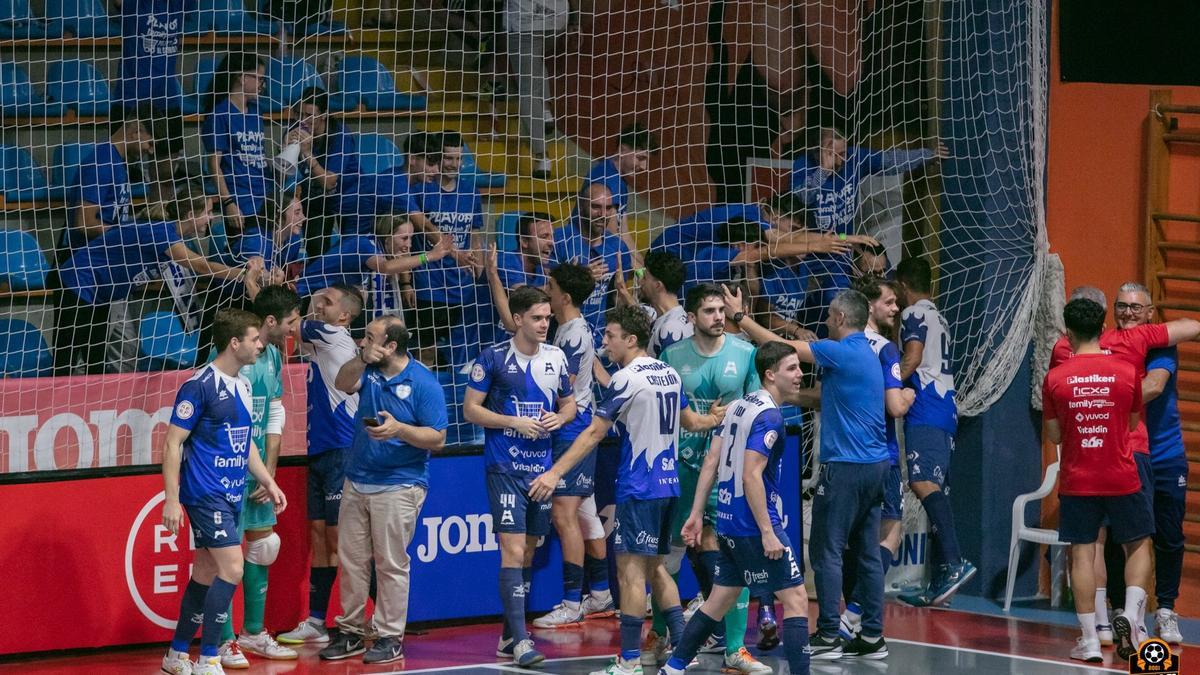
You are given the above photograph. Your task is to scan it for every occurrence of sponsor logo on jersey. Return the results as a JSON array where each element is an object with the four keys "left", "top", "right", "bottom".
[
  {"left": 1081, "top": 437, "right": 1104, "bottom": 449},
  {"left": 1067, "top": 374, "right": 1116, "bottom": 384},
  {"left": 1073, "top": 386, "right": 1110, "bottom": 397}
]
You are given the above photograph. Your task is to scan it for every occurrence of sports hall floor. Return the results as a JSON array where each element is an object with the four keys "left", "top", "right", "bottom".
[{"left": 1, "top": 600, "right": 1180, "bottom": 674}]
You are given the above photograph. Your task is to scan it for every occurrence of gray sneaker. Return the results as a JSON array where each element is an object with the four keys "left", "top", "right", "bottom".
[{"left": 363, "top": 636, "right": 404, "bottom": 664}]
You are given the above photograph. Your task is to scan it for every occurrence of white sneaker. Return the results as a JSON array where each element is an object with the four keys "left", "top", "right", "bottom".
[
  {"left": 683, "top": 594, "right": 704, "bottom": 622},
  {"left": 838, "top": 609, "right": 863, "bottom": 641},
  {"left": 1096, "top": 623, "right": 1113, "bottom": 646},
  {"left": 237, "top": 631, "right": 298, "bottom": 660},
  {"left": 192, "top": 656, "right": 226, "bottom": 675},
  {"left": 218, "top": 641, "right": 249, "bottom": 669},
  {"left": 591, "top": 656, "right": 643, "bottom": 675},
  {"left": 723, "top": 647, "right": 773, "bottom": 674},
  {"left": 1069, "top": 637, "right": 1102, "bottom": 663},
  {"left": 1156, "top": 608, "right": 1183, "bottom": 644},
  {"left": 583, "top": 591, "right": 617, "bottom": 618},
  {"left": 534, "top": 601, "right": 584, "bottom": 628},
  {"left": 640, "top": 631, "right": 669, "bottom": 667},
  {"left": 658, "top": 664, "right": 685, "bottom": 675},
  {"left": 276, "top": 618, "right": 330, "bottom": 645},
  {"left": 161, "top": 649, "right": 193, "bottom": 675}
]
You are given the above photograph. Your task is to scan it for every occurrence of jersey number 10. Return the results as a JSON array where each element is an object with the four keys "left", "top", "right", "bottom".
[{"left": 656, "top": 391, "right": 679, "bottom": 434}]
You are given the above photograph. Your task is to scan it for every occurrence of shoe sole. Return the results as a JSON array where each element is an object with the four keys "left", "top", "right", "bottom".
[
  {"left": 320, "top": 648, "right": 367, "bottom": 661},
  {"left": 239, "top": 650, "right": 299, "bottom": 661},
  {"left": 1070, "top": 654, "right": 1103, "bottom": 663},
  {"left": 533, "top": 619, "right": 585, "bottom": 629},
  {"left": 932, "top": 566, "right": 978, "bottom": 606},
  {"left": 586, "top": 610, "right": 617, "bottom": 619},
  {"left": 220, "top": 660, "right": 250, "bottom": 669},
  {"left": 364, "top": 654, "right": 405, "bottom": 665},
  {"left": 515, "top": 656, "right": 546, "bottom": 667},
  {"left": 897, "top": 595, "right": 930, "bottom": 608},
  {"left": 1111, "top": 616, "right": 1136, "bottom": 661},
  {"left": 844, "top": 650, "right": 889, "bottom": 660},
  {"left": 809, "top": 650, "right": 843, "bottom": 661},
  {"left": 277, "top": 636, "right": 330, "bottom": 645}
]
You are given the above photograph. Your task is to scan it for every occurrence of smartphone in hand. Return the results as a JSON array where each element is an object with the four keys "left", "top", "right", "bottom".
[{"left": 363, "top": 417, "right": 380, "bottom": 427}]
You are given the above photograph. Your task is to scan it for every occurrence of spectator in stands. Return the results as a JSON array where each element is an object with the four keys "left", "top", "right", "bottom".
[
  {"left": 683, "top": 217, "right": 762, "bottom": 290},
  {"left": 115, "top": 0, "right": 185, "bottom": 111},
  {"left": 291, "top": 87, "right": 360, "bottom": 260},
  {"left": 204, "top": 53, "right": 271, "bottom": 250},
  {"left": 54, "top": 182, "right": 263, "bottom": 375},
  {"left": 552, "top": 183, "right": 633, "bottom": 344},
  {"left": 854, "top": 243, "right": 892, "bottom": 279},
  {"left": 505, "top": 0, "right": 568, "bottom": 179},
  {"left": 140, "top": 115, "right": 187, "bottom": 222},
  {"left": 340, "top": 131, "right": 439, "bottom": 240},
  {"left": 496, "top": 212, "right": 555, "bottom": 290},
  {"left": 581, "top": 122, "right": 659, "bottom": 218},
  {"left": 64, "top": 107, "right": 156, "bottom": 259}
]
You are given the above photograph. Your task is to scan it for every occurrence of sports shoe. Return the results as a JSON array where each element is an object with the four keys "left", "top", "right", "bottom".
[
  {"left": 583, "top": 591, "right": 617, "bottom": 618},
  {"left": 838, "top": 603, "right": 862, "bottom": 641},
  {"left": 318, "top": 632, "right": 366, "bottom": 660},
  {"left": 1111, "top": 615, "right": 1138, "bottom": 661},
  {"left": 640, "top": 630, "right": 669, "bottom": 667},
  {"left": 757, "top": 603, "right": 780, "bottom": 651},
  {"left": 237, "top": 631, "right": 298, "bottom": 660},
  {"left": 897, "top": 588, "right": 934, "bottom": 607},
  {"left": 699, "top": 633, "right": 727, "bottom": 654},
  {"left": 930, "top": 559, "right": 977, "bottom": 606},
  {"left": 1096, "top": 623, "right": 1114, "bottom": 647},
  {"left": 591, "top": 656, "right": 642, "bottom": 675},
  {"left": 161, "top": 649, "right": 193, "bottom": 675},
  {"left": 514, "top": 639, "right": 546, "bottom": 667},
  {"left": 534, "top": 601, "right": 584, "bottom": 628},
  {"left": 1156, "top": 608, "right": 1182, "bottom": 644},
  {"left": 192, "top": 656, "right": 225, "bottom": 675},
  {"left": 218, "top": 640, "right": 249, "bottom": 669},
  {"left": 497, "top": 636, "right": 516, "bottom": 658},
  {"left": 363, "top": 636, "right": 405, "bottom": 664},
  {"left": 1069, "top": 636, "right": 1102, "bottom": 663},
  {"left": 658, "top": 664, "right": 685, "bottom": 675},
  {"left": 842, "top": 635, "right": 888, "bottom": 660},
  {"left": 277, "top": 618, "right": 330, "bottom": 645},
  {"left": 722, "top": 646, "right": 773, "bottom": 674},
  {"left": 684, "top": 594, "right": 705, "bottom": 622},
  {"left": 808, "top": 634, "right": 844, "bottom": 661}
]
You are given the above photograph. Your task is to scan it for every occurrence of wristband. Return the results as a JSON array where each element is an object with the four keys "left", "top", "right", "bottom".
[
  {"left": 222, "top": 198, "right": 236, "bottom": 208},
  {"left": 419, "top": 253, "right": 428, "bottom": 265},
  {"left": 839, "top": 233, "right": 847, "bottom": 241}
]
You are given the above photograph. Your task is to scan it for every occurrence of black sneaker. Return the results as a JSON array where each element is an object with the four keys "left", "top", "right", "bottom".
[
  {"left": 319, "top": 632, "right": 365, "bottom": 660},
  {"left": 808, "top": 633, "right": 844, "bottom": 661},
  {"left": 843, "top": 635, "right": 888, "bottom": 660},
  {"left": 363, "top": 636, "right": 404, "bottom": 664}
]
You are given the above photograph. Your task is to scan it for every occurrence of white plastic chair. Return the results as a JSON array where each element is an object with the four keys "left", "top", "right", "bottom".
[{"left": 1003, "top": 454, "right": 1068, "bottom": 612}]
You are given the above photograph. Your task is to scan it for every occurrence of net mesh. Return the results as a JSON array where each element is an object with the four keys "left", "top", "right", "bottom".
[{"left": 0, "top": 0, "right": 1046, "bottom": 473}]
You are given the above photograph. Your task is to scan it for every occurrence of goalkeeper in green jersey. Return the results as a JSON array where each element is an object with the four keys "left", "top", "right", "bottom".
[{"left": 654, "top": 284, "right": 771, "bottom": 675}]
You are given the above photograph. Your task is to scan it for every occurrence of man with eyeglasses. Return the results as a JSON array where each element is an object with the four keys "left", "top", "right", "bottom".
[{"left": 1050, "top": 284, "right": 1200, "bottom": 658}]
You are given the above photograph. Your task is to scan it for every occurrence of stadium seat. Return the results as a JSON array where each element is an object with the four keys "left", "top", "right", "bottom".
[
  {"left": 0, "top": 62, "right": 64, "bottom": 117},
  {"left": 1003, "top": 450, "right": 1066, "bottom": 612},
  {"left": 354, "top": 133, "right": 403, "bottom": 175},
  {"left": 138, "top": 311, "right": 199, "bottom": 371},
  {"left": 0, "top": 0, "right": 57, "bottom": 38},
  {"left": 0, "top": 228, "right": 48, "bottom": 290},
  {"left": 262, "top": 56, "right": 324, "bottom": 114},
  {"left": 194, "top": 0, "right": 276, "bottom": 36},
  {"left": 494, "top": 211, "right": 525, "bottom": 252},
  {"left": 0, "top": 145, "right": 48, "bottom": 202},
  {"left": 45, "top": 59, "right": 110, "bottom": 116},
  {"left": 46, "top": 0, "right": 117, "bottom": 38},
  {"left": 330, "top": 56, "right": 427, "bottom": 112},
  {"left": 0, "top": 317, "right": 51, "bottom": 378},
  {"left": 461, "top": 142, "right": 506, "bottom": 190}
]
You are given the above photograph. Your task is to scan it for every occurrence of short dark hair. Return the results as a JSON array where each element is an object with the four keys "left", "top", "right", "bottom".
[
  {"left": 252, "top": 285, "right": 301, "bottom": 324},
  {"left": 207, "top": 52, "right": 264, "bottom": 112},
  {"left": 329, "top": 283, "right": 364, "bottom": 319},
  {"left": 109, "top": 104, "right": 154, "bottom": 137},
  {"left": 1063, "top": 298, "right": 1106, "bottom": 342},
  {"left": 755, "top": 340, "right": 797, "bottom": 381},
  {"left": 297, "top": 86, "right": 329, "bottom": 114},
  {"left": 644, "top": 250, "right": 685, "bottom": 294},
  {"left": 685, "top": 283, "right": 725, "bottom": 315},
  {"left": 605, "top": 304, "right": 651, "bottom": 349},
  {"left": 618, "top": 122, "right": 659, "bottom": 152},
  {"left": 510, "top": 285, "right": 551, "bottom": 316},
  {"left": 167, "top": 181, "right": 212, "bottom": 221},
  {"left": 829, "top": 289, "right": 869, "bottom": 330},
  {"left": 717, "top": 217, "right": 764, "bottom": 246},
  {"left": 518, "top": 212, "right": 554, "bottom": 238},
  {"left": 549, "top": 262, "right": 595, "bottom": 309},
  {"left": 896, "top": 257, "right": 933, "bottom": 294},
  {"left": 439, "top": 130, "right": 463, "bottom": 149},
  {"left": 405, "top": 131, "right": 442, "bottom": 164},
  {"left": 765, "top": 193, "right": 808, "bottom": 222},
  {"left": 380, "top": 316, "right": 411, "bottom": 352},
  {"left": 212, "top": 308, "right": 261, "bottom": 352},
  {"left": 851, "top": 274, "right": 894, "bottom": 303}
]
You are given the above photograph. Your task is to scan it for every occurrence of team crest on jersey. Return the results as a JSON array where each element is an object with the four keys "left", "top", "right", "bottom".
[
  {"left": 395, "top": 384, "right": 412, "bottom": 399},
  {"left": 764, "top": 430, "right": 779, "bottom": 449},
  {"left": 175, "top": 401, "right": 194, "bottom": 420},
  {"left": 471, "top": 363, "right": 486, "bottom": 382},
  {"left": 891, "top": 363, "right": 901, "bottom": 380}
]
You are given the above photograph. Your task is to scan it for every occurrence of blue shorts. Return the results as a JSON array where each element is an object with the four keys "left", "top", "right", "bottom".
[
  {"left": 553, "top": 420, "right": 596, "bottom": 497},
  {"left": 905, "top": 425, "right": 953, "bottom": 487},
  {"left": 185, "top": 498, "right": 243, "bottom": 549},
  {"left": 714, "top": 528, "right": 805, "bottom": 596},
  {"left": 487, "top": 472, "right": 553, "bottom": 536},
  {"left": 306, "top": 449, "right": 345, "bottom": 524},
  {"left": 1134, "top": 451, "right": 1154, "bottom": 508},
  {"left": 881, "top": 464, "right": 903, "bottom": 521},
  {"left": 1059, "top": 492, "right": 1154, "bottom": 545},
  {"left": 613, "top": 497, "right": 675, "bottom": 556}
]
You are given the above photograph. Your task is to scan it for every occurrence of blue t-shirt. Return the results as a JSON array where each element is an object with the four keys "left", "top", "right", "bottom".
[
  {"left": 59, "top": 220, "right": 181, "bottom": 304},
  {"left": 170, "top": 364, "right": 254, "bottom": 507},
  {"left": 496, "top": 251, "right": 547, "bottom": 290},
  {"left": 413, "top": 179, "right": 483, "bottom": 305},
  {"left": 1145, "top": 347, "right": 1185, "bottom": 466},
  {"left": 116, "top": 0, "right": 184, "bottom": 110},
  {"left": 346, "top": 358, "right": 449, "bottom": 487},
  {"left": 65, "top": 142, "right": 135, "bottom": 254},
  {"left": 203, "top": 98, "right": 269, "bottom": 217},
  {"left": 651, "top": 204, "right": 765, "bottom": 257},
  {"left": 295, "top": 235, "right": 380, "bottom": 296},
  {"left": 468, "top": 340, "right": 572, "bottom": 477},
  {"left": 866, "top": 328, "right": 904, "bottom": 466},
  {"left": 809, "top": 332, "right": 888, "bottom": 464},
  {"left": 303, "top": 125, "right": 360, "bottom": 199},
  {"left": 340, "top": 170, "right": 420, "bottom": 237},
  {"left": 579, "top": 159, "right": 629, "bottom": 215},
  {"left": 683, "top": 245, "right": 739, "bottom": 291},
  {"left": 301, "top": 320, "right": 360, "bottom": 454},
  {"left": 761, "top": 260, "right": 809, "bottom": 322},
  {"left": 715, "top": 390, "right": 787, "bottom": 536},
  {"left": 790, "top": 147, "right": 935, "bottom": 235},
  {"left": 552, "top": 219, "right": 633, "bottom": 343}
]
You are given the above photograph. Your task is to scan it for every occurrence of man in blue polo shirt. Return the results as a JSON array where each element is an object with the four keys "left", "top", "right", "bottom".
[{"left": 319, "top": 317, "right": 448, "bottom": 665}]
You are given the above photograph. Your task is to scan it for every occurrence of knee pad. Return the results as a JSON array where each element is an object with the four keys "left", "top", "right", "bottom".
[
  {"left": 577, "top": 496, "right": 606, "bottom": 541},
  {"left": 665, "top": 545, "right": 686, "bottom": 575},
  {"left": 246, "top": 532, "right": 281, "bottom": 565}
]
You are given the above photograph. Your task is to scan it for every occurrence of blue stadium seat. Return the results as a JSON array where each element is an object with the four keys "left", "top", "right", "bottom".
[
  {"left": 354, "top": 133, "right": 402, "bottom": 175},
  {"left": 195, "top": 0, "right": 276, "bottom": 36},
  {"left": 138, "top": 311, "right": 199, "bottom": 371},
  {"left": 0, "top": 62, "right": 64, "bottom": 117},
  {"left": 0, "top": 317, "right": 51, "bottom": 378},
  {"left": 0, "top": 145, "right": 48, "bottom": 202},
  {"left": 495, "top": 211, "right": 525, "bottom": 252},
  {"left": 262, "top": 56, "right": 324, "bottom": 114},
  {"left": 46, "top": 0, "right": 117, "bottom": 38},
  {"left": 46, "top": 59, "right": 110, "bottom": 116},
  {"left": 0, "top": 229, "right": 48, "bottom": 290},
  {"left": 330, "top": 56, "right": 426, "bottom": 112},
  {"left": 0, "top": 0, "right": 58, "bottom": 38},
  {"left": 461, "top": 142, "right": 506, "bottom": 190}
]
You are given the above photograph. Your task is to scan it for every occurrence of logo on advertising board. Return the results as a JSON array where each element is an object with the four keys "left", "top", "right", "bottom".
[{"left": 125, "top": 491, "right": 195, "bottom": 629}]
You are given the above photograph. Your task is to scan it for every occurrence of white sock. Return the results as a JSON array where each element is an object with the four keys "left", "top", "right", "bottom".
[
  {"left": 591, "top": 588, "right": 612, "bottom": 600},
  {"left": 1094, "top": 589, "right": 1109, "bottom": 625},
  {"left": 168, "top": 648, "right": 189, "bottom": 660},
  {"left": 1077, "top": 612, "right": 1098, "bottom": 643},
  {"left": 1123, "top": 586, "right": 1147, "bottom": 638}
]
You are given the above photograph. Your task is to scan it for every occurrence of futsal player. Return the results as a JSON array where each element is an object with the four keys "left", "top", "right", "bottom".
[
  {"left": 642, "top": 250, "right": 692, "bottom": 358},
  {"left": 160, "top": 309, "right": 287, "bottom": 675}
]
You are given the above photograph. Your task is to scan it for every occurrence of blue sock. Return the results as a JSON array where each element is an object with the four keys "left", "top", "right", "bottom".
[
  {"left": 309, "top": 566, "right": 336, "bottom": 622},
  {"left": 585, "top": 555, "right": 610, "bottom": 592},
  {"left": 880, "top": 545, "right": 893, "bottom": 569},
  {"left": 697, "top": 552, "right": 726, "bottom": 639},
  {"left": 523, "top": 567, "right": 533, "bottom": 602},
  {"left": 620, "top": 614, "right": 643, "bottom": 661},
  {"left": 921, "top": 491, "right": 962, "bottom": 564},
  {"left": 500, "top": 567, "right": 527, "bottom": 643},
  {"left": 781, "top": 616, "right": 810, "bottom": 675},
  {"left": 563, "top": 562, "right": 584, "bottom": 603},
  {"left": 200, "top": 578, "right": 239, "bottom": 657},
  {"left": 662, "top": 604, "right": 685, "bottom": 647},
  {"left": 666, "top": 609, "right": 720, "bottom": 670},
  {"left": 170, "top": 579, "right": 209, "bottom": 652}
]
